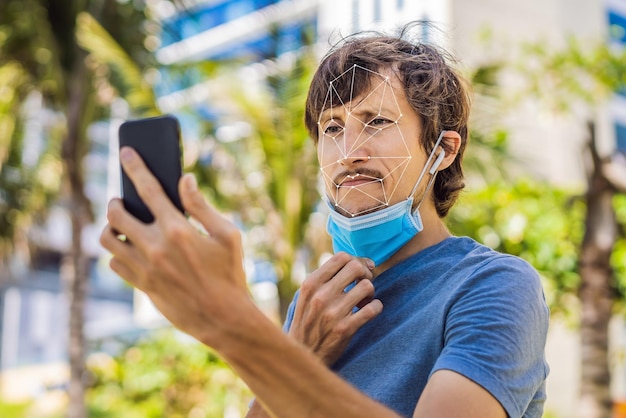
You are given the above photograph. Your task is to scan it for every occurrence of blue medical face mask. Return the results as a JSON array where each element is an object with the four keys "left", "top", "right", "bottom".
[
  {"left": 325, "top": 131, "right": 446, "bottom": 266},
  {"left": 326, "top": 197, "right": 423, "bottom": 266}
]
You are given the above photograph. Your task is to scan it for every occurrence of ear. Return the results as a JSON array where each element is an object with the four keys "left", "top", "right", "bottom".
[{"left": 435, "top": 131, "right": 462, "bottom": 171}]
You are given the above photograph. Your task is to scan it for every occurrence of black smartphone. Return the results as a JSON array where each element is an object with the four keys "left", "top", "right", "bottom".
[{"left": 118, "top": 114, "right": 184, "bottom": 223}]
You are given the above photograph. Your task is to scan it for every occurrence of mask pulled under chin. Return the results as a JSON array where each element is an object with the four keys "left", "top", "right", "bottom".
[{"left": 325, "top": 197, "right": 423, "bottom": 266}]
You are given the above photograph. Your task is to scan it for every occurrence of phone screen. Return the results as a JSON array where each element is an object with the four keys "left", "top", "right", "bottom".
[{"left": 118, "top": 114, "right": 184, "bottom": 223}]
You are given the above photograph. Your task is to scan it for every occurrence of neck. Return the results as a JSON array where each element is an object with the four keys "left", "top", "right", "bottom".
[{"left": 373, "top": 206, "right": 451, "bottom": 277}]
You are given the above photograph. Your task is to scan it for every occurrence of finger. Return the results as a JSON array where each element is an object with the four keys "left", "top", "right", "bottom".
[
  {"left": 307, "top": 252, "right": 360, "bottom": 286},
  {"left": 341, "top": 278, "right": 376, "bottom": 314},
  {"left": 179, "top": 173, "right": 237, "bottom": 239},
  {"left": 349, "top": 298, "right": 383, "bottom": 329},
  {"left": 327, "top": 258, "right": 373, "bottom": 295},
  {"left": 100, "top": 221, "right": 128, "bottom": 253},
  {"left": 105, "top": 198, "right": 155, "bottom": 251},
  {"left": 100, "top": 223, "right": 146, "bottom": 278},
  {"left": 357, "top": 257, "right": 376, "bottom": 271},
  {"left": 356, "top": 295, "right": 374, "bottom": 310},
  {"left": 119, "top": 147, "right": 179, "bottom": 220},
  {"left": 108, "top": 256, "right": 139, "bottom": 285}
]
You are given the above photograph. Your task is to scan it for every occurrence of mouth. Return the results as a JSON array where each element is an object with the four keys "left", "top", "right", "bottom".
[{"left": 338, "top": 172, "right": 382, "bottom": 188}]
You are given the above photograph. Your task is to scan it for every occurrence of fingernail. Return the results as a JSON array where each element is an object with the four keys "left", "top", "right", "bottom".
[
  {"left": 365, "top": 259, "right": 375, "bottom": 270},
  {"left": 120, "top": 147, "right": 134, "bottom": 162}
]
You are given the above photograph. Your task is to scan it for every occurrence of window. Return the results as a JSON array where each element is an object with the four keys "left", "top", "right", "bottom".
[
  {"left": 352, "top": 0, "right": 360, "bottom": 32},
  {"left": 616, "top": 122, "right": 626, "bottom": 153},
  {"left": 374, "top": 0, "right": 381, "bottom": 22}
]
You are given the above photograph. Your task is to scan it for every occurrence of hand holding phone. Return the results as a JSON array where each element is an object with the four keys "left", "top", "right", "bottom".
[{"left": 118, "top": 114, "right": 184, "bottom": 223}]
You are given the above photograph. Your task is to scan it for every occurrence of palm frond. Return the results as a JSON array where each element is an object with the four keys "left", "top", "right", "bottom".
[{"left": 75, "top": 12, "right": 159, "bottom": 116}]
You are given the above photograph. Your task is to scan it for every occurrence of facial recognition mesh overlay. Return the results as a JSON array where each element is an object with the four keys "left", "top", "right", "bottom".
[{"left": 318, "top": 64, "right": 414, "bottom": 217}]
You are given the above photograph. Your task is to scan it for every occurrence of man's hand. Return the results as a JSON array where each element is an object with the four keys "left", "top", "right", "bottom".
[
  {"left": 246, "top": 253, "right": 382, "bottom": 418},
  {"left": 100, "top": 147, "right": 250, "bottom": 347},
  {"left": 289, "top": 252, "right": 383, "bottom": 366}
]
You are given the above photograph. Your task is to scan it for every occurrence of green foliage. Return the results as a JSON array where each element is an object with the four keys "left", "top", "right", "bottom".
[
  {"left": 613, "top": 194, "right": 626, "bottom": 307},
  {"left": 448, "top": 178, "right": 586, "bottom": 315},
  {"left": 76, "top": 12, "right": 159, "bottom": 117},
  {"left": 0, "top": 0, "right": 63, "bottom": 99},
  {"left": 187, "top": 29, "right": 322, "bottom": 312},
  {"left": 464, "top": 129, "right": 512, "bottom": 181},
  {"left": 518, "top": 37, "right": 626, "bottom": 112},
  {"left": 464, "top": 63, "right": 519, "bottom": 184},
  {"left": 0, "top": 0, "right": 66, "bottom": 258},
  {"left": 0, "top": 399, "right": 31, "bottom": 417},
  {"left": 86, "top": 329, "right": 252, "bottom": 418}
]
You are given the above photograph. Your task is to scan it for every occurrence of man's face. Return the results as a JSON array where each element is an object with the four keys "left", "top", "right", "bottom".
[{"left": 317, "top": 65, "right": 426, "bottom": 217}]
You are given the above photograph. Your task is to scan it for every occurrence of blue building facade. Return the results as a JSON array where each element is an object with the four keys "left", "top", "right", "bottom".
[
  {"left": 608, "top": 0, "right": 626, "bottom": 153},
  {"left": 154, "top": 0, "right": 317, "bottom": 98}
]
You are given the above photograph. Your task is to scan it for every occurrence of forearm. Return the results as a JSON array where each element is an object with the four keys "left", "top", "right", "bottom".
[{"left": 213, "top": 299, "right": 400, "bottom": 418}]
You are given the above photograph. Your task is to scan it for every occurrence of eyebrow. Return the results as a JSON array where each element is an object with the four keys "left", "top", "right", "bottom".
[
  {"left": 319, "top": 104, "right": 399, "bottom": 123},
  {"left": 352, "top": 106, "right": 399, "bottom": 118}
]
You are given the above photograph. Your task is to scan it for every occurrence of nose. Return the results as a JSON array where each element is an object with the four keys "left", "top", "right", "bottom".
[
  {"left": 339, "top": 120, "right": 370, "bottom": 166},
  {"left": 340, "top": 152, "right": 370, "bottom": 166}
]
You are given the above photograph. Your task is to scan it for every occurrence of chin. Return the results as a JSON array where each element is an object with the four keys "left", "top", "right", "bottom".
[{"left": 334, "top": 202, "right": 387, "bottom": 218}]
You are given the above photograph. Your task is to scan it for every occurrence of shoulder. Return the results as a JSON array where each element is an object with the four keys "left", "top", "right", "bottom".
[
  {"left": 389, "top": 236, "right": 544, "bottom": 300},
  {"left": 432, "top": 239, "right": 549, "bottom": 417},
  {"left": 433, "top": 237, "right": 549, "bottom": 338},
  {"left": 445, "top": 236, "right": 542, "bottom": 291}
]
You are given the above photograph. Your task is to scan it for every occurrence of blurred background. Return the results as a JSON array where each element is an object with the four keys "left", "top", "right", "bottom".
[{"left": 0, "top": 0, "right": 625, "bottom": 417}]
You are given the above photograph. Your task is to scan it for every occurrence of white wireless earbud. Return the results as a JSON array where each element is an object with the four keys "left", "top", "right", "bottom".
[{"left": 429, "top": 150, "right": 446, "bottom": 174}]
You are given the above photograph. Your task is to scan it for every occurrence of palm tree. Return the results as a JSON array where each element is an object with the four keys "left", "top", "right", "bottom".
[
  {"left": 0, "top": 1, "right": 63, "bottom": 274},
  {"left": 200, "top": 43, "right": 322, "bottom": 316},
  {"left": 1, "top": 2, "right": 159, "bottom": 416},
  {"left": 0, "top": 3, "right": 93, "bottom": 416}
]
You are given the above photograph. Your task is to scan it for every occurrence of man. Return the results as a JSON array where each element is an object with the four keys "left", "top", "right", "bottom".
[{"left": 101, "top": 26, "right": 549, "bottom": 418}]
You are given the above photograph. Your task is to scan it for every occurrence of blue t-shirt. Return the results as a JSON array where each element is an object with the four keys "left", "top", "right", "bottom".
[{"left": 283, "top": 236, "right": 549, "bottom": 418}]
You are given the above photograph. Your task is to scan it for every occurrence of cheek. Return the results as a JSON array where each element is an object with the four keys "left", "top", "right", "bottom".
[
  {"left": 374, "top": 136, "right": 413, "bottom": 171},
  {"left": 317, "top": 139, "right": 341, "bottom": 168}
]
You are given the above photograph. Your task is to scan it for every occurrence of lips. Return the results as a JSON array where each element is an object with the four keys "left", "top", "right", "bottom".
[{"left": 339, "top": 173, "right": 380, "bottom": 187}]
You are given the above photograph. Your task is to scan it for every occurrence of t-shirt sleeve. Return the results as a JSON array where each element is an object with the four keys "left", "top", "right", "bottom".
[{"left": 431, "top": 256, "right": 550, "bottom": 418}]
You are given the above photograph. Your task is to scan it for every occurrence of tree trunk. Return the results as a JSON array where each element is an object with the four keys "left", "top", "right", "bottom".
[
  {"left": 61, "top": 46, "right": 93, "bottom": 418},
  {"left": 578, "top": 121, "right": 617, "bottom": 418}
]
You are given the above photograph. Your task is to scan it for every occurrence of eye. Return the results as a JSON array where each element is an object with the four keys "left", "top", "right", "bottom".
[
  {"left": 322, "top": 121, "right": 344, "bottom": 136},
  {"left": 368, "top": 117, "right": 392, "bottom": 128}
]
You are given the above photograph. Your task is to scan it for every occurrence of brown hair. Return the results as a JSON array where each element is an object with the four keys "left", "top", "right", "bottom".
[{"left": 305, "top": 24, "right": 472, "bottom": 217}]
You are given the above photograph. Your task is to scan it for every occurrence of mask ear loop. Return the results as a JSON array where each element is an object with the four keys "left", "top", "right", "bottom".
[
  {"left": 410, "top": 130, "right": 447, "bottom": 210},
  {"left": 415, "top": 157, "right": 442, "bottom": 210}
]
